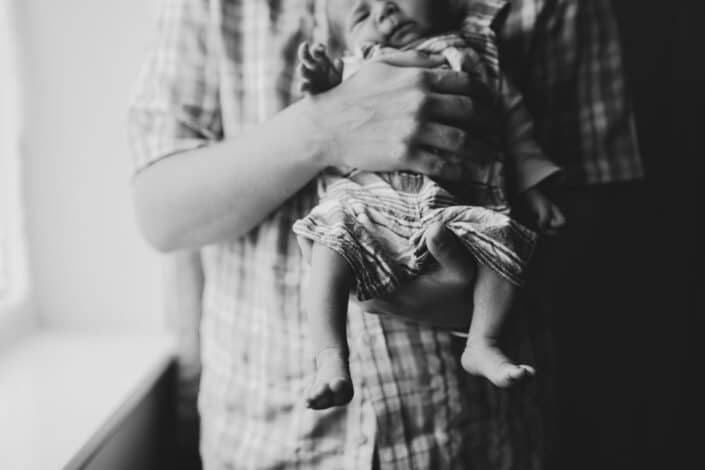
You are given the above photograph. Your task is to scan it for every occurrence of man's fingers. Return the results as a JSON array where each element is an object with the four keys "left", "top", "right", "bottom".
[
  {"left": 407, "top": 138, "right": 499, "bottom": 181},
  {"left": 373, "top": 50, "right": 446, "bottom": 68},
  {"left": 458, "top": 136, "right": 501, "bottom": 166},
  {"left": 408, "top": 149, "right": 462, "bottom": 180},
  {"left": 423, "top": 68, "right": 472, "bottom": 96},
  {"left": 415, "top": 122, "right": 467, "bottom": 154},
  {"left": 425, "top": 93, "right": 473, "bottom": 126},
  {"left": 425, "top": 222, "right": 476, "bottom": 282},
  {"left": 428, "top": 69, "right": 495, "bottom": 108},
  {"left": 425, "top": 93, "right": 497, "bottom": 134}
]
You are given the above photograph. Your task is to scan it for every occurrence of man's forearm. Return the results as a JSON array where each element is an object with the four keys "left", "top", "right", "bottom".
[
  {"left": 132, "top": 98, "right": 325, "bottom": 252},
  {"left": 133, "top": 55, "right": 483, "bottom": 252}
]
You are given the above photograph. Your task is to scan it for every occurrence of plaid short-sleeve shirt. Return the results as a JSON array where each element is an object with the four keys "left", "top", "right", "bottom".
[{"left": 128, "top": 1, "right": 642, "bottom": 469}]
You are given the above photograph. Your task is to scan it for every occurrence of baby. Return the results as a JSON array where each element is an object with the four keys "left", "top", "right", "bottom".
[{"left": 294, "top": 0, "right": 565, "bottom": 409}]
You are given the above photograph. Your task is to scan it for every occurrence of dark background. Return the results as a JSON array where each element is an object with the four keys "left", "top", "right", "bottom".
[{"left": 551, "top": 2, "right": 703, "bottom": 468}]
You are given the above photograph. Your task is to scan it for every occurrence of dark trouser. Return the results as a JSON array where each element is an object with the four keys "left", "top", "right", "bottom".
[{"left": 535, "top": 181, "right": 681, "bottom": 470}]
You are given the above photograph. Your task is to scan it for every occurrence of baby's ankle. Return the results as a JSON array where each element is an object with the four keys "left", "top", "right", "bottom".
[{"left": 315, "top": 346, "right": 348, "bottom": 362}]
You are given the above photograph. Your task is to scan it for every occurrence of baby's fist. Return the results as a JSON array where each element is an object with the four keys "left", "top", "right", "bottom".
[
  {"left": 521, "top": 188, "right": 566, "bottom": 236},
  {"left": 297, "top": 42, "right": 343, "bottom": 94}
]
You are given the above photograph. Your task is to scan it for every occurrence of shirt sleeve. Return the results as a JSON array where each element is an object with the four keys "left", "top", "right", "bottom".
[
  {"left": 498, "top": 0, "right": 644, "bottom": 186},
  {"left": 500, "top": 75, "right": 562, "bottom": 193},
  {"left": 127, "top": 0, "right": 222, "bottom": 176}
]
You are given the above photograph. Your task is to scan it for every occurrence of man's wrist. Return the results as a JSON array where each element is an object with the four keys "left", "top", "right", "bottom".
[{"left": 293, "top": 94, "right": 338, "bottom": 170}]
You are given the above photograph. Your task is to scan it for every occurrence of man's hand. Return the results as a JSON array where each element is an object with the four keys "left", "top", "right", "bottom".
[
  {"left": 307, "top": 50, "right": 499, "bottom": 181},
  {"left": 357, "top": 222, "right": 477, "bottom": 331}
]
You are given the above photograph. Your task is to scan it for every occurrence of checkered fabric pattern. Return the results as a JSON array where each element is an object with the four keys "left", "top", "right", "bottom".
[
  {"left": 497, "top": 0, "right": 643, "bottom": 185},
  {"left": 128, "top": 1, "right": 643, "bottom": 469}
]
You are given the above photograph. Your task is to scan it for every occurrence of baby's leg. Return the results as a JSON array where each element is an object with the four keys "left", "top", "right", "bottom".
[
  {"left": 305, "top": 243, "right": 355, "bottom": 409},
  {"left": 461, "top": 264, "right": 536, "bottom": 387}
]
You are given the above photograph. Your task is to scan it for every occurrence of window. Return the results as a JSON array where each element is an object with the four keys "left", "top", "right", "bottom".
[{"left": 0, "top": 0, "right": 28, "bottom": 309}]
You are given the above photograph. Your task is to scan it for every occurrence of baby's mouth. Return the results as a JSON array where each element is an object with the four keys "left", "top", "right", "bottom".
[{"left": 387, "top": 21, "right": 418, "bottom": 46}]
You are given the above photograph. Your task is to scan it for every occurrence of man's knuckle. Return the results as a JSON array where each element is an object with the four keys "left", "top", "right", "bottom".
[
  {"left": 460, "top": 96, "right": 474, "bottom": 115},
  {"left": 406, "top": 88, "right": 426, "bottom": 108},
  {"left": 427, "top": 157, "right": 444, "bottom": 175},
  {"left": 450, "top": 129, "right": 467, "bottom": 149},
  {"left": 400, "top": 117, "right": 420, "bottom": 140},
  {"left": 391, "top": 142, "right": 410, "bottom": 164},
  {"left": 425, "top": 69, "right": 441, "bottom": 88},
  {"left": 406, "top": 68, "right": 428, "bottom": 88}
]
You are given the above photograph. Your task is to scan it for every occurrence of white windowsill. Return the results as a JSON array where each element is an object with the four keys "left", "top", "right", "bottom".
[{"left": 0, "top": 330, "right": 174, "bottom": 470}]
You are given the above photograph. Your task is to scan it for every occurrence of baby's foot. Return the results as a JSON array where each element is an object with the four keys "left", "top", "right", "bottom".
[
  {"left": 306, "top": 347, "right": 354, "bottom": 409},
  {"left": 461, "top": 339, "right": 535, "bottom": 388}
]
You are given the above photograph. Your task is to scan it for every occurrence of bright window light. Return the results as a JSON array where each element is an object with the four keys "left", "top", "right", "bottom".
[{"left": 0, "top": 0, "right": 29, "bottom": 309}]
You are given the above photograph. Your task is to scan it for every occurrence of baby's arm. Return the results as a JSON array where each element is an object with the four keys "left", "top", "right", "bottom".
[
  {"left": 297, "top": 42, "right": 343, "bottom": 95},
  {"left": 500, "top": 76, "right": 566, "bottom": 235}
]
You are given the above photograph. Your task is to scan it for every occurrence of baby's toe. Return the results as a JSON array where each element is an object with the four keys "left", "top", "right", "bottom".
[
  {"left": 306, "top": 385, "right": 334, "bottom": 409},
  {"left": 329, "top": 379, "right": 354, "bottom": 406},
  {"left": 505, "top": 364, "right": 535, "bottom": 384}
]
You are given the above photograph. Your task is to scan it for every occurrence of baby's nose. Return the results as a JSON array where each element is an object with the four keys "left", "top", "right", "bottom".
[{"left": 374, "top": 1, "right": 399, "bottom": 25}]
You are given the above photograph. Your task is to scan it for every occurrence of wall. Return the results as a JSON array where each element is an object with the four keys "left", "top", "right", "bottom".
[
  {"left": 19, "top": 0, "right": 164, "bottom": 331},
  {"left": 0, "top": 0, "right": 36, "bottom": 348}
]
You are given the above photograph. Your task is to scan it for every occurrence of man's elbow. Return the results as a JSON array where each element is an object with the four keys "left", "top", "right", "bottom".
[
  {"left": 138, "top": 220, "right": 180, "bottom": 254},
  {"left": 134, "top": 204, "right": 180, "bottom": 253},
  {"left": 131, "top": 178, "right": 182, "bottom": 253}
]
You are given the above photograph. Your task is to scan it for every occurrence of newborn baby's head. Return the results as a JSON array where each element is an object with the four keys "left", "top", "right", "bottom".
[{"left": 326, "top": 0, "right": 453, "bottom": 51}]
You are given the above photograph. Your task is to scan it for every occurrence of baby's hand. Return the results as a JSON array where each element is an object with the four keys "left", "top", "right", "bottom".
[
  {"left": 297, "top": 42, "right": 343, "bottom": 94},
  {"left": 520, "top": 187, "right": 566, "bottom": 236}
]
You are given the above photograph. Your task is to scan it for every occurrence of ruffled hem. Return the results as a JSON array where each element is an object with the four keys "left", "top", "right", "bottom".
[{"left": 293, "top": 203, "right": 535, "bottom": 301}]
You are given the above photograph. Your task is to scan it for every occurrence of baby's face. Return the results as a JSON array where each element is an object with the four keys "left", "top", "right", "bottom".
[{"left": 334, "top": 0, "right": 442, "bottom": 50}]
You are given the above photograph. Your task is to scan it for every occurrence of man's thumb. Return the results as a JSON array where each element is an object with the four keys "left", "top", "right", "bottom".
[
  {"left": 425, "top": 222, "right": 476, "bottom": 282},
  {"left": 374, "top": 50, "right": 445, "bottom": 68}
]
